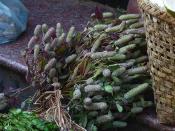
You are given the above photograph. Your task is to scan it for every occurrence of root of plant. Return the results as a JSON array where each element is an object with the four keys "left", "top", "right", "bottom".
[{"left": 32, "top": 89, "right": 86, "bottom": 131}]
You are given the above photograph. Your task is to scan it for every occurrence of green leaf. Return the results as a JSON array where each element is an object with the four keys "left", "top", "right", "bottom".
[
  {"left": 108, "top": 64, "right": 120, "bottom": 71},
  {"left": 92, "top": 125, "right": 98, "bottom": 131},
  {"left": 79, "top": 114, "right": 87, "bottom": 128},
  {"left": 87, "top": 121, "right": 97, "bottom": 131},
  {"left": 92, "top": 68, "right": 102, "bottom": 79},
  {"left": 10, "top": 108, "right": 22, "bottom": 115},
  {"left": 116, "top": 103, "right": 123, "bottom": 113},
  {"left": 74, "top": 32, "right": 82, "bottom": 42},
  {"left": 108, "top": 110, "right": 112, "bottom": 116},
  {"left": 17, "top": 126, "right": 27, "bottom": 131},
  {"left": 104, "top": 85, "right": 113, "bottom": 94}
]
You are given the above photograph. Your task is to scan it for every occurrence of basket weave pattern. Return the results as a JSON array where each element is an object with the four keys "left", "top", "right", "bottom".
[{"left": 138, "top": 0, "right": 175, "bottom": 124}]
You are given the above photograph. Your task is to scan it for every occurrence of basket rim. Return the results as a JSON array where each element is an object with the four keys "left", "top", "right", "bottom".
[{"left": 137, "top": 0, "right": 175, "bottom": 25}]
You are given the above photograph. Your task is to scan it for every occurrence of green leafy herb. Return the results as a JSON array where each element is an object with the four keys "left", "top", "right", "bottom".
[{"left": 0, "top": 109, "right": 59, "bottom": 131}]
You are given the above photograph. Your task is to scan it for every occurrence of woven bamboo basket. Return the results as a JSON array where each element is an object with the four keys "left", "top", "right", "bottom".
[{"left": 138, "top": 0, "right": 175, "bottom": 124}]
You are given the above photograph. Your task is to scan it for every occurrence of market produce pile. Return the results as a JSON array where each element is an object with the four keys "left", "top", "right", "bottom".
[
  {"left": 22, "top": 10, "right": 153, "bottom": 131},
  {"left": 24, "top": 22, "right": 85, "bottom": 131},
  {"left": 69, "top": 12, "right": 152, "bottom": 130}
]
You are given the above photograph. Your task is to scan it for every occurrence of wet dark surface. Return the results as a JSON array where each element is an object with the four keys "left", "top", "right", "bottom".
[
  {"left": 0, "top": 66, "right": 28, "bottom": 109},
  {"left": 92, "top": 0, "right": 129, "bottom": 9},
  {"left": 0, "top": 67, "right": 27, "bottom": 92},
  {"left": 137, "top": 108, "right": 175, "bottom": 131}
]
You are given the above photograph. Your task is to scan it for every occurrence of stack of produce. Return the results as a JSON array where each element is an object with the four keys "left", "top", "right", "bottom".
[
  {"left": 23, "top": 10, "right": 153, "bottom": 131},
  {"left": 69, "top": 12, "right": 153, "bottom": 130},
  {"left": 23, "top": 23, "right": 86, "bottom": 130},
  {"left": 25, "top": 23, "right": 78, "bottom": 87}
]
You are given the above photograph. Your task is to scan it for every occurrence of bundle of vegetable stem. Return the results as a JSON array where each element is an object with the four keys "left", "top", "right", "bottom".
[
  {"left": 21, "top": 9, "right": 152, "bottom": 131},
  {"left": 69, "top": 11, "right": 152, "bottom": 130}
]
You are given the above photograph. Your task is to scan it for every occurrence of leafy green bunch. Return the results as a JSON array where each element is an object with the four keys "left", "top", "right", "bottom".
[{"left": 0, "top": 109, "right": 59, "bottom": 131}]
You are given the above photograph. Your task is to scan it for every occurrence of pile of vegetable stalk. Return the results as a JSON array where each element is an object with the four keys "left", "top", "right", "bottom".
[
  {"left": 69, "top": 12, "right": 152, "bottom": 130},
  {"left": 22, "top": 10, "right": 153, "bottom": 131},
  {"left": 24, "top": 21, "right": 86, "bottom": 131}
]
